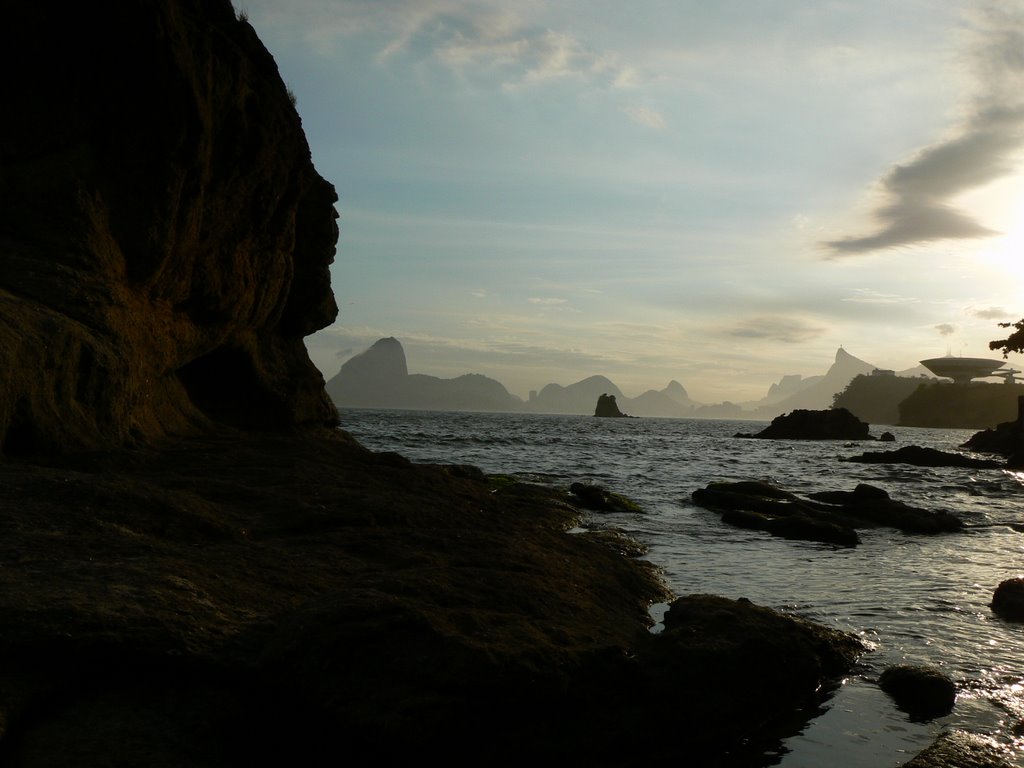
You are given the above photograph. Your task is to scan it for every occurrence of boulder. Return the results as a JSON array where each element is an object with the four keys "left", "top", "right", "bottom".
[
  {"left": 1, "top": 0, "right": 339, "bottom": 457},
  {"left": 991, "top": 578, "right": 1024, "bottom": 621},
  {"left": 574, "top": 594, "right": 866, "bottom": 762},
  {"left": 594, "top": 393, "right": 630, "bottom": 417},
  {"left": 880, "top": 431, "right": 896, "bottom": 442},
  {"left": 842, "top": 445, "right": 1002, "bottom": 469},
  {"left": 878, "top": 664, "right": 956, "bottom": 720},
  {"left": 736, "top": 408, "right": 873, "bottom": 440}
]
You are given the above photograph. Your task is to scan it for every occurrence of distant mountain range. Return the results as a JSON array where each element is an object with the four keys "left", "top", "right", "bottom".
[{"left": 325, "top": 337, "right": 932, "bottom": 419}]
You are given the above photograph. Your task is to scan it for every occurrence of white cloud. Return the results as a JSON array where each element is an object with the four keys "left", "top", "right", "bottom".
[
  {"left": 623, "top": 105, "right": 667, "bottom": 130},
  {"left": 842, "top": 289, "right": 919, "bottom": 305}
]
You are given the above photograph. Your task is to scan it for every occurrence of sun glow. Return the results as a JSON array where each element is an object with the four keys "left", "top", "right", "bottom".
[{"left": 957, "top": 171, "right": 1024, "bottom": 302}]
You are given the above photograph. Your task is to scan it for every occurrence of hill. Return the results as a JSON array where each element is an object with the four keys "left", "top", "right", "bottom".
[
  {"left": 749, "top": 348, "right": 877, "bottom": 418},
  {"left": 325, "top": 338, "right": 523, "bottom": 412},
  {"left": 833, "top": 374, "right": 930, "bottom": 426}
]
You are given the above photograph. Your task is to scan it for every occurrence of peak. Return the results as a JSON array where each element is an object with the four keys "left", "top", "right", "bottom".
[{"left": 663, "top": 380, "right": 690, "bottom": 400}]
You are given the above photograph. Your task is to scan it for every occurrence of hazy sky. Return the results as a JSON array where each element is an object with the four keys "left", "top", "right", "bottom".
[{"left": 244, "top": 0, "right": 1024, "bottom": 403}]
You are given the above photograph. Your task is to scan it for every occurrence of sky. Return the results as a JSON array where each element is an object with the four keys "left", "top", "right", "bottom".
[{"left": 242, "top": 0, "right": 1024, "bottom": 404}]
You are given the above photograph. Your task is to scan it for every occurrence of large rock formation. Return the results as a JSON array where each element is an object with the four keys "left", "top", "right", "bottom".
[
  {"left": 1, "top": 0, "right": 339, "bottom": 456},
  {"left": 0, "top": 4, "right": 878, "bottom": 765}
]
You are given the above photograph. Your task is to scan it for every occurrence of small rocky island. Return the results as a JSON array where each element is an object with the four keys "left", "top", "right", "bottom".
[
  {"left": 594, "top": 392, "right": 632, "bottom": 417},
  {"left": 736, "top": 408, "right": 875, "bottom": 440}
]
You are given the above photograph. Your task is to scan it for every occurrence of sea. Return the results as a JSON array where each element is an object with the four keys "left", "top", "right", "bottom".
[{"left": 338, "top": 408, "right": 1024, "bottom": 767}]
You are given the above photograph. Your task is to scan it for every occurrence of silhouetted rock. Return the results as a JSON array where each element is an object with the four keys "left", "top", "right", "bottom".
[
  {"left": 1, "top": 0, "right": 339, "bottom": 456},
  {"left": 585, "top": 594, "right": 866, "bottom": 763},
  {"left": 594, "top": 393, "right": 629, "bottom": 417},
  {"left": 736, "top": 408, "right": 873, "bottom": 440},
  {"left": 900, "top": 731, "right": 1014, "bottom": 768},
  {"left": 962, "top": 397, "right": 1024, "bottom": 467},
  {"left": 841, "top": 445, "right": 1002, "bottom": 469},
  {"left": 879, "top": 665, "right": 956, "bottom": 721},
  {"left": 880, "top": 431, "right": 896, "bottom": 442},
  {"left": 991, "top": 577, "right": 1024, "bottom": 621}
]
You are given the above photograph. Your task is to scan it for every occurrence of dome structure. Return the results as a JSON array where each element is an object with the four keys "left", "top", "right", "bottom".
[{"left": 919, "top": 356, "right": 1009, "bottom": 384}]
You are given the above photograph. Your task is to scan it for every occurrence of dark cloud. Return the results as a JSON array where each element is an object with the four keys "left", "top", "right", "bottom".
[
  {"left": 935, "top": 323, "right": 956, "bottom": 336},
  {"left": 971, "top": 306, "right": 1013, "bottom": 320},
  {"left": 825, "top": 6, "right": 1024, "bottom": 256},
  {"left": 726, "top": 316, "right": 825, "bottom": 344}
]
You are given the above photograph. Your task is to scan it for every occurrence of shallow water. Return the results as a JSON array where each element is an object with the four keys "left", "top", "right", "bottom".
[{"left": 339, "top": 409, "right": 1024, "bottom": 766}]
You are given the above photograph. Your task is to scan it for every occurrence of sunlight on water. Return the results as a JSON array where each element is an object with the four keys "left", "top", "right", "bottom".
[{"left": 339, "top": 409, "right": 1024, "bottom": 767}]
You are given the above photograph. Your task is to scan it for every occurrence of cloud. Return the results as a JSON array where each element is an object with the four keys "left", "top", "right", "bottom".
[
  {"left": 725, "top": 315, "right": 825, "bottom": 343},
  {"left": 824, "top": 5, "right": 1024, "bottom": 256},
  {"left": 623, "top": 105, "right": 667, "bottom": 130},
  {"left": 971, "top": 306, "right": 1013, "bottom": 320},
  {"left": 842, "top": 289, "right": 919, "bottom": 305},
  {"left": 527, "top": 297, "right": 568, "bottom": 305},
  {"left": 374, "top": 5, "right": 638, "bottom": 90},
  {"left": 935, "top": 323, "right": 957, "bottom": 336}
]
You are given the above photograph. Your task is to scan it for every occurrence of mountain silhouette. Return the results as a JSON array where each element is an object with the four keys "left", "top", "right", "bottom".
[
  {"left": 751, "top": 348, "right": 876, "bottom": 417},
  {"left": 528, "top": 376, "right": 623, "bottom": 414},
  {"left": 326, "top": 338, "right": 522, "bottom": 412},
  {"left": 327, "top": 338, "right": 885, "bottom": 419}
]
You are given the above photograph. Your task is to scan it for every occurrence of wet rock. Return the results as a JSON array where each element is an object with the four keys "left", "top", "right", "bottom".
[
  {"left": 991, "top": 578, "right": 1024, "bottom": 621},
  {"left": 841, "top": 445, "right": 1002, "bottom": 469},
  {"left": 569, "top": 482, "right": 642, "bottom": 513},
  {"left": 735, "top": 408, "right": 873, "bottom": 440},
  {"left": 879, "top": 664, "right": 956, "bottom": 720},
  {"left": 574, "top": 594, "right": 867, "bottom": 763},
  {"left": 880, "top": 431, "right": 896, "bottom": 442},
  {"left": 693, "top": 480, "right": 963, "bottom": 545},
  {"left": 899, "top": 730, "right": 1014, "bottom": 768},
  {"left": 806, "top": 484, "right": 963, "bottom": 534}
]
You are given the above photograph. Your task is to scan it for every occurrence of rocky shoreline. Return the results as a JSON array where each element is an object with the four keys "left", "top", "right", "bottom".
[
  {"left": 0, "top": 429, "right": 869, "bottom": 765},
  {"left": 1, "top": 2, "right": 1018, "bottom": 764}
]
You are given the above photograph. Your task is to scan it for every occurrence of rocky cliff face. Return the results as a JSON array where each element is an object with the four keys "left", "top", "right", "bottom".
[{"left": 0, "top": 0, "right": 339, "bottom": 455}]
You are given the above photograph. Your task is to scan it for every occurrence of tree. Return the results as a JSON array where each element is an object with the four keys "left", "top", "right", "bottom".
[{"left": 991, "top": 320, "right": 1024, "bottom": 357}]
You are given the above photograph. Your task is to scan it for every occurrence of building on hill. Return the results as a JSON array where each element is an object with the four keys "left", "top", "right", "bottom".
[{"left": 919, "top": 356, "right": 1013, "bottom": 385}]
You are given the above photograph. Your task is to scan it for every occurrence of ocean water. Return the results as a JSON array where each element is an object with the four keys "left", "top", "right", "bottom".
[{"left": 338, "top": 408, "right": 1024, "bottom": 767}]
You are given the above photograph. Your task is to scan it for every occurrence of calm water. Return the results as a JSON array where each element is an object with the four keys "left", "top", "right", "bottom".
[{"left": 339, "top": 408, "right": 1024, "bottom": 766}]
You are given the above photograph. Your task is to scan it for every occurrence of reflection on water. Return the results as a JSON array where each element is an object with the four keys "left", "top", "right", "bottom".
[{"left": 339, "top": 409, "right": 1024, "bottom": 766}]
